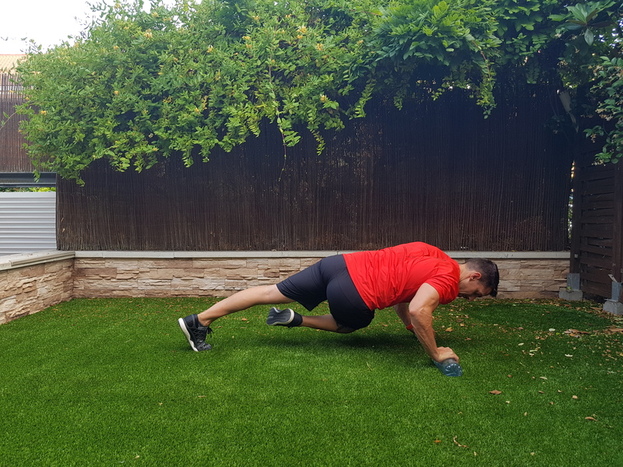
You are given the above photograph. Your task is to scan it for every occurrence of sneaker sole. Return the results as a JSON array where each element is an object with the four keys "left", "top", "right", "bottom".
[
  {"left": 178, "top": 318, "right": 200, "bottom": 352},
  {"left": 266, "top": 307, "right": 294, "bottom": 326}
]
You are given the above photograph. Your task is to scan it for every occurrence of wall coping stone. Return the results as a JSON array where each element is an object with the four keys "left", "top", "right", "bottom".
[
  {"left": 75, "top": 250, "right": 570, "bottom": 260},
  {"left": 1, "top": 249, "right": 570, "bottom": 273},
  {"left": 0, "top": 250, "right": 75, "bottom": 271}
]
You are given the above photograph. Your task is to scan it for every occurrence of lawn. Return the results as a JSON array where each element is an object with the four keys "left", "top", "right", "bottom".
[{"left": 0, "top": 298, "right": 621, "bottom": 466}]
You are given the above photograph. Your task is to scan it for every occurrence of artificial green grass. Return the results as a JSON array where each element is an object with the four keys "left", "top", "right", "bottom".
[{"left": 0, "top": 298, "right": 621, "bottom": 466}]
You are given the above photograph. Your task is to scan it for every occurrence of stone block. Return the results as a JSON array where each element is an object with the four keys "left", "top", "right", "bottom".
[
  {"left": 182, "top": 268, "right": 206, "bottom": 278},
  {"left": 145, "top": 268, "right": 183, "bottom": 280},
  {"left": 258, "top": 267, "right": 282, "bottom": 279},
  {"left": 116, "top": 272, "right": 139, "bottom": 280},
  {"left": 559, "top": 288, "right": 583, "bottom": 301},
  {"left": 75, "top": 267, "right": 117, "bottom": 278},
  {"left": 191, "top": 259, "right": 221, "bottom": 269},
  {"left": 138, "top": 279, "right": 171, "bottom": 289},
  {"left": 221, "top": 260, "right": 247, "bottom": 269},
  {"left": 603, "top": 300, "right": 623, "bottom": 316}
]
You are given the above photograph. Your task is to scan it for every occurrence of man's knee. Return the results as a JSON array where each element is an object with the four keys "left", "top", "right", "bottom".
[{"left": 335, "top": 324, "right": 357, "bottom": 334}]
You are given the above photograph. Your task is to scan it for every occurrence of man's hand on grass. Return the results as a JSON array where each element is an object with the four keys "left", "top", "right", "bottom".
[{"left": 434, "top": 346, "right": 459, "bottom": 363}]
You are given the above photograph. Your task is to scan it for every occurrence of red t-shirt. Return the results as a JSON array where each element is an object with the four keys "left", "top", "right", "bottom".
[{"left": 343, "top": 242, "right": 460, "bottom": 310}]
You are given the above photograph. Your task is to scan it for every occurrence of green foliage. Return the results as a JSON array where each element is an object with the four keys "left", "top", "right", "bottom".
[
  {"left": 14, "top": 0, "right": 623, "bottom": 182},
  {"left": 548, "top": 1, "right": 622, "bottom": 164},
  {"left": 585, "top": 56, "right": 623, "bottom": 163},
  {"left": 371, "top": 0, "right": 502, "bottom": 111},
  {"left": 17, "top": 0, "right": 376, "bottom": 182}
]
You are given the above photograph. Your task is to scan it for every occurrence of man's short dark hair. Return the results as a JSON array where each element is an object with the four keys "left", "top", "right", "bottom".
[{"left": 465, "top": 258, "right": 499, "bottom": 297}]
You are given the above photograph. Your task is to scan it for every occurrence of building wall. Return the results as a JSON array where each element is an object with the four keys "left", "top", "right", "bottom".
[{"left": 0, "top": 251, "right": 569, "bottom": 324}]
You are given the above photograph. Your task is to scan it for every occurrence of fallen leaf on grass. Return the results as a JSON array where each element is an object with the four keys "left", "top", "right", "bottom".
[
  {"left": 453, "top": 436, "right": 468, "bottom": 448},
  {"left": 585, "top": 416, "right": 597, "bottom": 421},
  {"left": 489, "top": 390, "right": 502, "bottom": 395}
]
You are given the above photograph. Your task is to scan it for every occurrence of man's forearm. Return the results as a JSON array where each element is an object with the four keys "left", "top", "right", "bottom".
[
  {"left": 410, "top": 310, "right": 441, "bottom": 360},
  {"left": 406, "top": 283, "right": 459, "bottom": 363},
  {"left": 394, "top": 303, "right": 411, "bottom": 327}
]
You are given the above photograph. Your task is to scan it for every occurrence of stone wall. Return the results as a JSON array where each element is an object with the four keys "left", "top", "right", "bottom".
[
  {"left": 497, "top": 259, "right": 569, "bottom": 298},
  {"left": 1, "top": 250, "right": 569, "bottom": 324},
  {"left": 72, "top": 251, "right": 569, "bottom": 300},
  {"left": 0, "top": 252, "right": 74, "bottom": 324},
  {"left": 72, "top": 251, "right": 332, "bottom": 298}
]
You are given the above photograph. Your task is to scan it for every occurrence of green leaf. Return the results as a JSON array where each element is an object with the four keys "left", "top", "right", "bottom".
[{"left": 584, "top": 28, "right": 594, "bottom": 46}]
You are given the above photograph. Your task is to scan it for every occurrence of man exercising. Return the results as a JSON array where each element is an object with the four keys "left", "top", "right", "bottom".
[{"left": 178, "top": 242, "right": 499, "bottom": 363}]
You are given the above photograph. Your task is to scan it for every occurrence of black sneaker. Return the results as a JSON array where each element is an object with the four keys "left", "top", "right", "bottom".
[
  {"left": 266, "top": 307, "right": 303, "bottom": 327},
  {"left": 178, "top": 314, "right": 213, "bottom": 351}
]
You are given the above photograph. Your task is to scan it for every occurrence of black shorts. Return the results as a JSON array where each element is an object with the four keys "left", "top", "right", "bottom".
[{"left": 276, "top": 255, "right": 375, "bottom": 330}]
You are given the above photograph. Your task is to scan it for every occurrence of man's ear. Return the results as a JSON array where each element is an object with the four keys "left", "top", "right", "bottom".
[{"left": 471, "top": 272, "right": 482, "bottom": 281}]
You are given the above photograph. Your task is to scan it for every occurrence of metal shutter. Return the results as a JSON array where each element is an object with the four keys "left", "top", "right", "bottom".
[{"left": 0, "top": 192, "right": 56, "bottom": 256}]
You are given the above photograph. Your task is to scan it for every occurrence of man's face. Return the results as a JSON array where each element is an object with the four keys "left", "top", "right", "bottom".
[{"left": 458, "top": 273, "right": 492, "bottom": 300}]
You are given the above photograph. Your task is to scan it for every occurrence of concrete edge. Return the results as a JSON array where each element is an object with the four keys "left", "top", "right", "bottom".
[
  {"left": 0, "top": 250, "right": 75, "bottom": 271},
  {"left": 74, "top": 250, "right": 571, "bottom": 260},
  {"left": 73, "top": 250, "right": 344, "bottom": 259},
  {"left": 1, "top": 249, "right": 570, "bottom": 272}
]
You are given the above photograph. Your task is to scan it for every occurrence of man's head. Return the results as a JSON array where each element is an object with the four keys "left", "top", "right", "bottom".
[{"left": 458, "top": 258, "right": 499, "bottom": 300}]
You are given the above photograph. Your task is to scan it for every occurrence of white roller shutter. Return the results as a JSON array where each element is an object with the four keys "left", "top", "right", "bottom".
[{"left": 0, "top": 192, "right": 56, "bottom": 256}]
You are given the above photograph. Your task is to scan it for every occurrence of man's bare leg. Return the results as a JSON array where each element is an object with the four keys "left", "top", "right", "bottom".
[
  {"left": 179, "top": 284, "right": 295, "bottom": 351},
  {"left": 197, "top": 284, "right": 294, "bottom": 326},
  {"left": 300, "top": 314, "right": 339, "bottom": 332},
  {"left": 299, "top": 314, "right": 356, "bottom": 333}
]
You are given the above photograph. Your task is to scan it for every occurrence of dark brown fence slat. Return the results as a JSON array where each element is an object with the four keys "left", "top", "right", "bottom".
[
  {"left": 0, "top": 73, "right": 32, "bottom": 173},
  {"left": 581, "top": 254, "right": 615, "bottom": 269},
  {"left": 573, "top": 149, "right": 622, "bottom": 298},
  {"left": 579, "top": 244, "right": 612, "bottom": 256},
  {"left": 57, "top": 84, "right": 575, "bottom": 252},
  {"left": 582, "top": 281, "right": 612, "bottom": 298},
  {"left": 581, "top": 208, "right": 614, "bottom": 219}
]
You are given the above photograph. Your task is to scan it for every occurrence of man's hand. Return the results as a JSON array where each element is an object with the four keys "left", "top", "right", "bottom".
[{"left": 435, "top": 346, "right": 459, "bottom": 363}]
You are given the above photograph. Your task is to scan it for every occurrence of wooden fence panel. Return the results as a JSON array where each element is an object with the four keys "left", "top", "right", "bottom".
[
  {"left": 0, "top": 74, "right": 32, "bottom": 173},
  {"left": 57, "top": 86, "right": 575, "bottom": 252},
  {"left": 573, "top": 160, "right": 623, "bottom": 298}
]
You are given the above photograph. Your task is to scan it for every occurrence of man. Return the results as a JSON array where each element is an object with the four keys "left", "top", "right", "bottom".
[{"left": 178, "top": 242, "right": 499, "bottom": 364}]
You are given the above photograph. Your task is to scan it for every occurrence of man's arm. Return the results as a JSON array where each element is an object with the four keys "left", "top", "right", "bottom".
[
  {"left": 408, "top": 283, "right": 459, "bottom": 363},
  {"left": 394, "top": 302, "right": 411, "bottom": 327}
]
